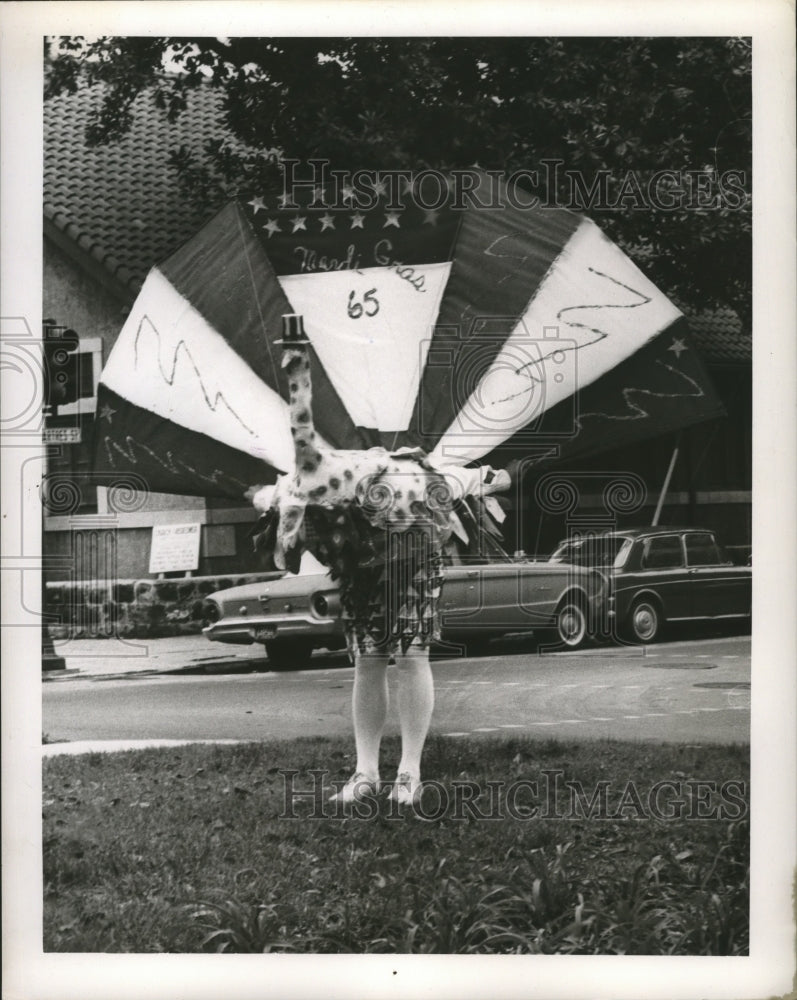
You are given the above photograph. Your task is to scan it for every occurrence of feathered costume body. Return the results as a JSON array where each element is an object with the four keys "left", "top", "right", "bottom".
[{"left": 249, "top": 315, "right": 508, "bottom": 657}]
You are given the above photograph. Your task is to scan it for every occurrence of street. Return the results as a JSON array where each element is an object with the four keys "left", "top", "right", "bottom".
[{"left": 43, "top": 632, "right": 751, "bottom": 747}]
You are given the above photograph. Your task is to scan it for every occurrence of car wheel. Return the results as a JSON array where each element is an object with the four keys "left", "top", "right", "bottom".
[
  {"left": 555, "top": 600, "right": 588, "bottom": 649},
  {"left": 264, "top": 638, "right": 314, "bottom": 671},
  {"left": 626, "top": 599, "right": 662, "bottom": 643}
]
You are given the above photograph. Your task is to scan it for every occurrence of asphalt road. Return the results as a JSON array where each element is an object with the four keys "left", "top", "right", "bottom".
[{"left": 43, "top": 633, "right": 750, "bottom": 746}]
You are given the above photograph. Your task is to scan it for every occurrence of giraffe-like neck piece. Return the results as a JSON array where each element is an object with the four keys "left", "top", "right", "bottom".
[{"left": 281, "top": 315, "right": 323, "bottom": 475}]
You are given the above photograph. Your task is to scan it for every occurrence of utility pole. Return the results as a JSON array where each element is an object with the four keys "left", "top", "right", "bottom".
[{"left": 652, "top": 432, "right": 682, "bottom": 527}]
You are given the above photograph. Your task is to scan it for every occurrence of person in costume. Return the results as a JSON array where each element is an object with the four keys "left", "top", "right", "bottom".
[{"left": 250, "top": 315, "right": 511, "bottom": 806}]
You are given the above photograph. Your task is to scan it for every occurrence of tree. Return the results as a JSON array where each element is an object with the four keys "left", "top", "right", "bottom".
[{"left": 45, "top": 36, "right": 751, "bottom": 324}]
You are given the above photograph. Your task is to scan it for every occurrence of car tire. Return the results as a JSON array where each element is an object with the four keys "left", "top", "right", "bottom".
[
  {"left": 462, "top": 635, "right": 493, "bottom": 658},
  {"left": 625, "top": 598, "right": 662, "bottom": 644},
  {"left": 554, "top": 600, "right": 588, "bottom": 649},
  {"left": 264, "top": 638, "right": 314, "bottom": 671}
]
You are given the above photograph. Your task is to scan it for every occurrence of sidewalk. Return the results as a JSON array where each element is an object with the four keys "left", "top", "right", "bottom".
[{"left": 44, "top": 633, "right": 270, "bottom": 680}]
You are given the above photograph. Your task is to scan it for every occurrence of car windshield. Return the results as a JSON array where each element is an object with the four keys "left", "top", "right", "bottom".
[
  {"left": 549, "top": 535, "right": 631, "bottom": 568},
  {"left": 444, "top": 529, "right": 511, "bottom": 565}
]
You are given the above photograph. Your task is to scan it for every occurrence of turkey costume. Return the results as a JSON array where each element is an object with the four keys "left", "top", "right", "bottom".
[{"left": 249, "top": 314, "right": 511, "bottom": 662}]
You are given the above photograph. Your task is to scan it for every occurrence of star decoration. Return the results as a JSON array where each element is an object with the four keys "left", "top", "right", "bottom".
[
  {"left": 668, "top": 337, "right": 688, "bottom": 359},
  {"left": 263, "top": 218, "right": 281, "bottom": 238},
  {"left": 350, "top": 212, "right": 366, "bottom": 229},
  {"left": 248, "top": 196, "right": 266, "bottom": 215},
  {"left": 400, "top": 175, "right": 415, "bottom": 196},
  {"left": 99, "top": 403, "right": 116, "bottom": 423},
  {"left": 422, "top": 209, "right": 439, "bottom": 226},
  {"left": 384, "top": 212, "right": 401, "bottom": 229},
  {"left": 341, "top": 185, "right": 355, "bottom": 205},
  {"left": 311, "top": 185, "right": 326, "bottom": 205},
  {"left": 372, "top": 178, "right": 388, "bottom": 198},
  {"left": 277, "top": 192, "right": 292, "bottom": 209},
  {"left": 319, "top": 213, "right": 335, "bottom": 231},
  {"left": 291, "top": 216, "right": 308, "bottom": 233}
]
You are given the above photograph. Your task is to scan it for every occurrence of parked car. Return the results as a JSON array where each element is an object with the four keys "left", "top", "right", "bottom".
[
  {"left": 203, "top": 530, "right": 606, "bottom": 668},
  {"left": 547, "top": 527, "right": 752, "bottom": 644}
]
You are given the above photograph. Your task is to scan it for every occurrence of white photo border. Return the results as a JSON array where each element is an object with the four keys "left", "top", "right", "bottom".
[{"left": 2, "top": 2, "right": 794, "bottom": 998}]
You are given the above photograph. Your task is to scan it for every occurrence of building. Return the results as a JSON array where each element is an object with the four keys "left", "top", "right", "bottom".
[{"left": 44, "top": 82, "right": 265, "bottom": 593}]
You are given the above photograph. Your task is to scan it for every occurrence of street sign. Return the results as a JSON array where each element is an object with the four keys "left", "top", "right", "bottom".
[{"left": 148, "top": 522, "right": 201, "bottom": 574}]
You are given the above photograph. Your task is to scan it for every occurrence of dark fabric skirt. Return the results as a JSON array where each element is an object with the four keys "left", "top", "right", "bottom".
[
  {"left": 341, "top": 542, "right": 444, "bottom": 658},
  {"left": 304, "top": 505, "right": 444, "bottom": 659}
]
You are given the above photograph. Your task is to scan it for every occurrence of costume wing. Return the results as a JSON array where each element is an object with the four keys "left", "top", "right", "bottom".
[{"left": 94, "top": 172, "right": 723, "bottom": 497}]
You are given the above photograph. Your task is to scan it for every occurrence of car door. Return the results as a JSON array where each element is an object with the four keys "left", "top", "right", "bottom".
[
  {"left": 441, "top": 559, "right": 527, "bottom": 632},
  {"left": 518, "top": 564, "right": 572, "bottom": 629},
  {"left": 683, "top": 531, "right": 749, "bottom": 617},
  {"left": 622, "top": 534, "right": 692, "bottom": 621},
  {"left": 440, "top": 560, "right": 485, "bottom": 631}
]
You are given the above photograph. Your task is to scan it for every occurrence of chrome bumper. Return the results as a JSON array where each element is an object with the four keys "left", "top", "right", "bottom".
[{"left": 203, "top": 614, "right": 342, "bottom": 646}]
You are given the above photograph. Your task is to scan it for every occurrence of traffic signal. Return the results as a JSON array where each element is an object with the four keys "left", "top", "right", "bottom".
[{"left": 42, "top": 321, "right": 81, "bottom": 409}]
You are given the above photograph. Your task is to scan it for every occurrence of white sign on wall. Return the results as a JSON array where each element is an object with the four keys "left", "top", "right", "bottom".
[
  {"left": 148, "top": 522, "right": 201, "bottom": 574},
  {"left": 43, "top": 427, "right": 82, "bottom": 444}
]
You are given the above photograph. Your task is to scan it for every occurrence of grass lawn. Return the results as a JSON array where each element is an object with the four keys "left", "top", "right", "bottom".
[{"left": 43, "top": 736, "right": 749, "bottom": 954}]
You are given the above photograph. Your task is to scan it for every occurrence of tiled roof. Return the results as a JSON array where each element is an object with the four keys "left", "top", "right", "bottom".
[
  {"left": 44, "top": 81, "right": 233, "bottom": 296},
  {"left": 45, "top": 83, "right": 750, "bottom": 365},
  {"left": 687, "top": 308, "right": 750, "bottom": 365}
]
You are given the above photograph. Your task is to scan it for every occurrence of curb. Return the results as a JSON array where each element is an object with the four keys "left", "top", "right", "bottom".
[
  {"left": 42, "top": 738, "right": 250, "bottom": 757},
  {"left": 42, "top": 656, "right": 273, "bottom": 681}
]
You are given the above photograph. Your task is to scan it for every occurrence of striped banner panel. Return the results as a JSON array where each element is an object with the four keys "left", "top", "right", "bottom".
[{"left": 95, "top": 171, "right": 725, "bottom": 498}]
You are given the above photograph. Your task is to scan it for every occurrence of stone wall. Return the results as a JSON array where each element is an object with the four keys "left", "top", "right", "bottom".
[{"left": 45, "top": 572, "right": 278, "bottom": 639}]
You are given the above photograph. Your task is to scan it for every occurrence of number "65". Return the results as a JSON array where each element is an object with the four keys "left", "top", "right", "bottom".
[{"left": 347, "top": 288, "right": 379, "bottom": 319}]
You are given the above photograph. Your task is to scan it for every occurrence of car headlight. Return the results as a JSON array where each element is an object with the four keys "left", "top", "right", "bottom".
[
  {"left": 311, "top": 592, "right": 340, "bottom": 618},
  {"left": 202, "top": 599, "right": 221, "bottom": 625}
]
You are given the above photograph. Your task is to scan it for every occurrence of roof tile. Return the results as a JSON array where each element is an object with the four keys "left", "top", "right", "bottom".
[
  {"left": 44, "top": 80, "right": 231, "bottom": 294},
  {"left": 688, "top": 308, "right": 750, "bottom": 365}
]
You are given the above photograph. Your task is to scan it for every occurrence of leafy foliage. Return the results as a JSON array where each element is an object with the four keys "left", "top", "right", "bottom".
[
  {"left": 44, "top": 36, "right": 751, "bottom": 323},
  {"left": 43, "top": 736, "right": 749, "bottom": 954}
]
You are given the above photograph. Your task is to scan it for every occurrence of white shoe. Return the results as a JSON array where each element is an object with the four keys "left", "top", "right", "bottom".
[
  {"left": 329, "top": 772, "right": 380, "bottom": 805},
  {"left": 389, "top": 772, "right": 422, "bottom": 807}
]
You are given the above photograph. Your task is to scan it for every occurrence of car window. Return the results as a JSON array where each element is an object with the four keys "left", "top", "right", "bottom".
[
  {"left": 641, "top": 535, "right": 684, "bottom": 570},
  {"left": 477, "top": 530, "right": 510, "bottom": 562},
  {"left": 443, "top": 526, "right": 508, "bottom": 566},
  {"left": 684, "top": 532, "right": 723, "bottom": 567},
  {"left": 442, "top": 540, "right": 462, "bottom": 566},
  {"left": 549, "top": 535, "right": 631, "bottom": 567}
]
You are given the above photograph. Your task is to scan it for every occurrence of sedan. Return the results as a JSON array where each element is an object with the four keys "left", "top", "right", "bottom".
[
  {"left": 548, "top": 526, "right": 752, "bottom": 644},
  {"left": 203, "top": 531, "right": 606, "bottom": 668}
]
